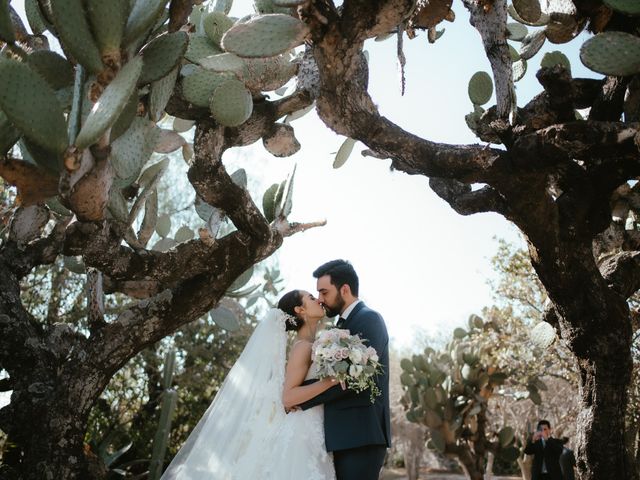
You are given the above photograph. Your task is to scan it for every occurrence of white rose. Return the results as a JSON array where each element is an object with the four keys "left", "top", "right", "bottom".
[{"left": 349, "top": 348, "right": 362, "bottom": 364}]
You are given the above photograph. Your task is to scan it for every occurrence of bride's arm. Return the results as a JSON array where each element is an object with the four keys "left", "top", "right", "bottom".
[{"left": 282, "top": 341, "right": 335, "bottom": 409}]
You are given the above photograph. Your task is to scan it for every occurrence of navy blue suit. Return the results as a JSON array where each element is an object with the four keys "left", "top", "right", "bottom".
[{"left": 300, "top": 302, "right": 391, "bottom": 479}]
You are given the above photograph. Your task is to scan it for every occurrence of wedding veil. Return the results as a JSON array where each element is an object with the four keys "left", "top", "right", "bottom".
[{"left": 160, "top": 308, "right": 289, "bottom": 479}]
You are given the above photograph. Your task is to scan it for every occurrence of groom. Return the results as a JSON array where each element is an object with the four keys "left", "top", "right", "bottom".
[{"left": 299, "top": 259, "right": 391, "bottom": 480}]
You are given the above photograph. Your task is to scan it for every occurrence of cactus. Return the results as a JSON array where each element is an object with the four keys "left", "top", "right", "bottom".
[
  {"left": 241, "top": 55, "right": 297, "bottom": 92},
  {"left": 25, "top": 0, "right": 48, "bottom": 35},
  {"left": 400, "top": 316, "right": 521, "bottom": 477},
  {"left": 86, "top": 0, "right": 129, "bottom": 65},
  {"left": 27, "top": 50, "right": 75, "bottom": 90},
  {"left": 467, "top": 71, "right": 493, "bottom": 106},
  {"left": 50, "top": 0, "right": 104, "bottom": 73},
  {"left": 155, "top": 213, "right": 171, "bottom": 237},
  {"left": 199, "top": 52, "right": 247, "bottom": 74},
  {"left": 529, "top": 321, "right": 556, "bottom": 348},
  {"left": 506, "top": 22, "right": 528, "bottom": 42},
  {"left": 263, "top": 123, "right": 300, "bottom": 157},
  {"left": 123, "top": 0, "right": 170, "bottom": 45},
  {"left": 185, "top": 34, "right": 223, "bottom": 63},
  {"left": 209, "top": 78, "right": 254, "bottom": 127},
  {"left": 333, "top": 137, "right": 356, "bottom": 169},
  {"left": 111, "top": 117, "right": 161, "bottom": 187},
  {"left": 0, "top": 111, "right": 19, "bottom": 155},
  {"left": 148, "top": 350, "right": 178, "bottom": 480},
  {"left": 221, "top": 14, "right": 310, "bottom": 58},
  {"left": 203, "top": 11, "right": 235, "bottom": 46},
  {"left": 110, "top": 91, "right": 139, "bottom": 142},
  {"left": 139, "top": 31, "right": 189, "bottom": 85},
  {"left": 604, "top": 0, "right": 640, "bottom": 15},
  {"left": 75, "top": 56, "right": 144, "bottom": 149},
  {"left": 507, "top": 3, "right": 549, "bottom": 27},
  {"left": 519, "top": 30, "right": 546, "bottom": 60},
  {"left": 0, "top": 59, "right": 68, "bottom": 163},
  {"left": 512, "top": 0, "right": 542, "bottom": 24},
  {"left": 209, "top": 304, "right": 241, "bottom": 331},
  {"left": 580, "top": 31, "right": 640, "bottom": 77},
  {"left": 540, "top": 50, "right": 571, "bottom": 73},
  {"left": 149, "top": 66, "right": 179, "bottom": 122},
  {"left": 0, "top": 0, "right": 15, "bottom": 43},
  {"left": 182, "top": 67, "right": 233, "bottom": 107},
  {"left": 262, "top": 182, "right": 280, "bottom": 222}
]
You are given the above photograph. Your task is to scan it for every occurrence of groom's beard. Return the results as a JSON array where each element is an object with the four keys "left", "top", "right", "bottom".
[{"left": 323, "top": 294, "right": 345, "bottom": 318}]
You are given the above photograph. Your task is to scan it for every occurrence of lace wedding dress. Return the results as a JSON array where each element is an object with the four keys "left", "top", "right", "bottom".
[{"left": 160, "top": 309, "right": 335, "bottom": 480}]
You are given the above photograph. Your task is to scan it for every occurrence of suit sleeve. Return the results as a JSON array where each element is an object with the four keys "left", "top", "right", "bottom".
[{"left": 523, "top": 440, "right": 538, "bottom": 455}]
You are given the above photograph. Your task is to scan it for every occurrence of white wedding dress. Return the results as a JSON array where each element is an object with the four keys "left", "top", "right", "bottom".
[{"left": 160, "top": 309, "right": 335, "bottom": 480}]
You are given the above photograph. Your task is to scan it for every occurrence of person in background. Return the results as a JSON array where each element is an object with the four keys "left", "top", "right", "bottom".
[{"left": 523, "top": 419, "right": 564, "bottom": 480}]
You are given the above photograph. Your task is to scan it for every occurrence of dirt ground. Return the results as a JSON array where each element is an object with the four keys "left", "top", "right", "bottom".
[{"left": 380, "top": 468, "right": 521, "bottom": 480}]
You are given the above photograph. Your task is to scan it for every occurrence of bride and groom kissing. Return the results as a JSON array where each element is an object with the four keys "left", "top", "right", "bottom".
[{"left": 161, "top": 259, "right": 391, "bottom": 480}]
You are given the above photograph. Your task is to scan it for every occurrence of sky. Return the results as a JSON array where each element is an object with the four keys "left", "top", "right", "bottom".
[{"left": 5, "top": 0, "right": 596, "bottom": 357}]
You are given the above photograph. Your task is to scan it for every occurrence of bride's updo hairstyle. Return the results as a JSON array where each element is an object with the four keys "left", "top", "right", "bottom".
[{"left": 277, "top": 290, "right": 305, "bottom": 332}]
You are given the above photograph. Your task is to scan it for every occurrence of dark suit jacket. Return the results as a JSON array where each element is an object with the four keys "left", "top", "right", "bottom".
[
  {"left": 300, "top": 302, "right": 391, "bottom": 452},
  {"left": 524, "top": 437, "right": 564, "bottom": 480}
]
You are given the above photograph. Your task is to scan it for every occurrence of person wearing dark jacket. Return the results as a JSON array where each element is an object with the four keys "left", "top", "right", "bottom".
[
  {"left": 299, "top": 260, "right": 391, "bottom": 480},
  {"left": 524, "top": 420, "right": 564, "bottom": 480}
]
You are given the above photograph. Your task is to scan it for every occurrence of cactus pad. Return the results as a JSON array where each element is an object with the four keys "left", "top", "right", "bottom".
[
  {"left": 263, "top": 123, "right": 300, "bottom": 157},
  {"left": 0, "top": 111, "right": 19, "bottom": 155},
  {"left": 86, "top": 0, "right": 128, "bottom": 59},
  {"left": 0, "top": 60, "right": 68, "bottom": 158},
  {"left": 333, "top": 137, "right": 356, "bottom": 169},
  {"left": 507, "top": 4, "right": 549, "bottom": 26},
  {"left": 111, "top": 117, "right": 160, "bottom": 186},
  {"left": 139, "top": 31, "right": 189, "bottom": 85},
  {"left": 149, "top": 66, "right": 179, "bottom": 122},
  {"left": 199, "top": 52, "right": 246, "bottom": 74},
  {"left": 50, "top": 0, "right": 104, "bottom": 73},
  {"left": 512, "top": 0, "right": 542, "bottom": 23},
  {"left": 468, "top": 71, "right": 493, "bottom": 106},
  {"left": 209, "top": 78, "right": 253, "bottom": 127},
  {"left": 529, "top": 321, "right": 556, "bottom": 348},
  {"left": 513, "top": 58, "right": 527, "bottom": 82},
  {"left": 124, "top": 0, "right": 170, "bottom": 45},
  {"left": 27, "top": 50, "right": 75, "bottom": 90},
  {"left": 203, "top": 11, "right": 235, "bottom": 46},
  {"left": 273, "top": 0, "right": 307, "bottom": 5},
  {"left": 25, "top": 0, "right": 48, "bottom": 35},
  {"left": 0, "top": 0, "right": 15, "bottom": 43},
  {"left": 209, "top": 305, "right": 240, "bottom": 331},
  {"left": 519, "top": 30, "right": 546, "bottom": 60},
  {"left": 242, "top": 55, "right": 297, "bottom": 92},
  {"left": 541, "top": 50, "right": 571, "bottom": 73},
  {"left": 185, "top": 34, "right": 223, "bottom": 63},
  {"left": 221, "top": 14, "right": 310, "bottom": 58},
  {"left": 182, "top": 67, "right": 233, "bottom": 107},
  {"left": 603, "top": 0, "right": 640, "bottom": 15},
  {"left": 506, "top": 22, "right": 528, "bottom": 41},
  {"left": 75, "top": 56, "right": 144, "bottom": 149},
  {"left": 580, "top": 31, "right": 640, "bottom": 76}
]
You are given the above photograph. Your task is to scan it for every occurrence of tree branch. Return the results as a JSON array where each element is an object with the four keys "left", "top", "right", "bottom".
[
  {"left": 429, "top": 178, "right": 510, "bottom": 216},
  {"left": 600, "top": 251, "right": 640, "bottom": 300}
]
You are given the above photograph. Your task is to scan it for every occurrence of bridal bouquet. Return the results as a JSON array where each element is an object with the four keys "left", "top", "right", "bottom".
[{"left": 312, "top": 328, "right": 383, "bottom": 403}]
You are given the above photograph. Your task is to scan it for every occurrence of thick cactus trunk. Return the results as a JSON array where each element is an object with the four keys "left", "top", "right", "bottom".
[
  {"left": 575, "top": 350, "right": 633, "bottom": 480},
  {"left": 2, "top": 399, "right": 104, "bottom": 479}
]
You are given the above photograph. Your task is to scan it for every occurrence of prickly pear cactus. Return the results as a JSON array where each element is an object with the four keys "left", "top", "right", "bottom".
[{"left": 400, "top": 315, "right": 519, "bottom": 472}]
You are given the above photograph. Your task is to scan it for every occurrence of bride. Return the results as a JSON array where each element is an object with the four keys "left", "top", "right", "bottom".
[{"left": 160, "top": 290, "right": 337, "bottom": 479}]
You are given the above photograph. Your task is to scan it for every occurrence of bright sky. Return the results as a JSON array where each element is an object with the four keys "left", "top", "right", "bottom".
[{"left": 6, "top": 0, "right": 596, "bottom": 357}]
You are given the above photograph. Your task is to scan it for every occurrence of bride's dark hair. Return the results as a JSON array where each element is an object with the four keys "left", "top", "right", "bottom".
[{"left": 277, "top": 290, "right": 305, "bottom": 332}]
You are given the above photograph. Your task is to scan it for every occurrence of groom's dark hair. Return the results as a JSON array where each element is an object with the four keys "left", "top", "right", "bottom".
[{"left": 313, "top": 259, "right": 359, "bottom": 296}]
